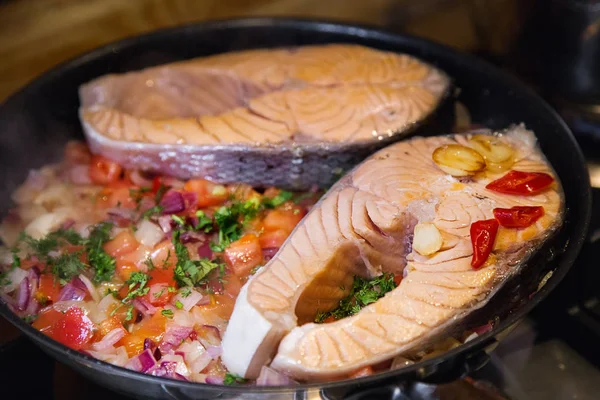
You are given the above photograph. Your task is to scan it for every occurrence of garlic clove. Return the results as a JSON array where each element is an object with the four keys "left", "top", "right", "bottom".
[
  {"left": 432, "top": 144, "right": 486, "bottom": 177},
  {"left": 413, "top": 223, "right": 443, "bottom": 256}
]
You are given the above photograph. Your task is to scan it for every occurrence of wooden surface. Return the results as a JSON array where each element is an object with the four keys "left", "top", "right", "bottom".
[{"left": 0, "top": 0, "right": 520, "bottom": 102}]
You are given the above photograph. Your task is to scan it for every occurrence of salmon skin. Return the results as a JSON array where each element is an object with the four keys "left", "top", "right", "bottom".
[
  {"left": 79, "top": 44, "right": 453, "bottom": 190},
  {"left": 221, "top": 125, "right": 564, "bottom": 381}
]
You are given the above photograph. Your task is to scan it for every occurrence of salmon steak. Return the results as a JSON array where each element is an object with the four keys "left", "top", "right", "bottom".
[
  {"left": 79, "top": 44, "right": 451, "bottom": 189},
  {"left": 221, "top": 125, "right": 564, "bottom": 381}
]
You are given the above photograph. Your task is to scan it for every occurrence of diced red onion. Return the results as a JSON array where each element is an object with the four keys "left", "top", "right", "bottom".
[
  {"left": 177, "top": 340, "right": 212, "bottom": 374},
  {"left": 256, "top": 366, "right": 296, "bottom": 386},
  {"left": 135, "top": 220, "right": 164, "bottom": 248},
  {"left": 58, "top": 278, "right": 87, "bottom": 302},
  {"left": 191, "top": 352, "right": 213, "bottom": 374},
  {"left": 60, "top": 219, "right": 76, "bottom": 230},
  {"left": 69, "top": 164, "right": 92, "bottom": 185},
  {"left": 181, "top": 191, "right": 198, "bottom": 210},
  {"left": 157, "top": 215, "right": 174, "bottom": 233},
  {"left": 125, "top": 348, "right": 157, "bottom": 373},
  {"left": 2, "top": 268, "right": 28, "bottom": 293},
  {"left": 159, "top": 325, "right": 193, "bottom": 354},
  {"left": 17, "top": 277, "right": 30, "bottom": 311},
  {"left": 144, "top": 338, "right": 156, "bottom": 350},
  {"left": 148, "top": 357, "right": 189, "bottom": 380},
  {"left": 129, "top": 170, "right": 154, "bottom": 187},
  {"left": 198, "top": 325, "right": 221, "bottom": 348},
  {"left": 179, "top": 230, "right": 206, "bottom": 244},
  {"left": 78, "top": 274, "right": 99, "bottom": 302},
  {"left": 196, "top": 295, "right": 210, "bottom": 306},
  {"left": 137, "top": 196, "right": 156, "bottom": 214},
  {"left": 205, "top": 376, "right": 224, "bottom": 385},
  {"left": 160, "top": 190, "right": 185, "bottom": 214},
  {"left": 197, "top": 243, "right": 212, "bottom": 259},
  {"left": 262, "top": 247, "right": 280, "bottom": 261},
  {"left": 172, "top": 288, "right": 203, "bottom": 312},
  {"left": 107, "top": 208, "right": 135, "bottom": 227},
  {"left": 206, "top": 345, "right": 222, "bottom": 359},
  {"left": 133, "top": 297, "right": 158, "bottom": 316},
  {"left": 91, "top": 327, "right": 126, "bottom": 351}
]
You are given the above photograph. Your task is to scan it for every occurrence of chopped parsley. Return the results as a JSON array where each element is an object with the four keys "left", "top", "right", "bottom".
[
  {"left": 161, "top": 309, "right": 174, "bottom": 318},
  {"left": 263, "top": 191, "right": 293, "bottom": 209},
  {"left": 153, "top": 288, "right": 165, "bottom": 299},
  {"left": 141, "top": 205, "right": 163, "bottom": 220},
  {"left": 195, "top": 211, "right": 213, "bottom": 232},
  {"left": 223, "top": 372, "right": 247, "bottom": 385},
  {"left": 180, "top": 288, "right": 192, "bottom": 298},
  {"left": 22, "top": 315, "right": 38, "bottom": 324},
  {"left": 112, "top": 271, "right": 151, "bottom": 321},
  {"left": 144, "top": 257, "right": 156, "bottom": 271},
  {"left": 167, "top": 286, "right": 177, "bottom": 293},
  {"left": 17, "top": 228, "right": 82, "bottom": 259},
  {"left": 172, "top": 230, "right": 222, "bottom": 287},
  {"left": 86, "top": 222, "right": 115, "bottom": 283},
  {"left": 11, "top": 248, "right": 21, "bottom": 268},
  {"left": 315, "top": 273, "right": 397, "bottom": 323},
  {"left": 51, "top": 251, "right": 86, "bottom": 281},
  {"left": 210, "top": 198, "right": 261, "bottom": 251},
  {"left": 175, "top": 300, "right": 184, "bottom": 309}
]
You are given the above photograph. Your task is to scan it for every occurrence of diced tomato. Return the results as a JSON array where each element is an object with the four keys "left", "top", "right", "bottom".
[
  {"left": 96, "top": 316, "right": 124, "bottom": 338},
  {"left": 118, "top": 244, "right": 152, "bottom": 268},
  {"left": 259, "top": 229, "right": 288, "bottom": 249},
  {"left": 148, "top": 264, "right": 177, "bottom": 287},
  {"left": 470, "top": 219, "right": 499, "bottom": 269},
  {"left": 349, "top": 366, "right": 374, "bottom": 378},
  {"left": 393, "top": 273, "right": 403, "bottom": 286},
  {"left": 89, "top": 155, "right": 123, "bottom": 185},
  {"left": 493, "top": 206, "right": 545, "bottom": 228},
  {"left": 323, "top": 315, "right": 336, "bottom": 323},
  {"left": 116, "top": 259, "right": 139, "bottom": 281},
  {"left": 144, "top": 283, "right": 174, "bottom": 306},
  {"left": 104, "top": 230, "right": 138, "bottom": 257},
  {"left": 152, "top": 176, "right": 163, "bottom": 194},
  {"left": 184, "top": 179, "right": 229, "bottom": 208},
  {"left": 64, "top": 141, "right": 92, "bottom": 165},
  {"left": 222, "top": 274, "right": 243, "bottom": 298},
  {"left": 121, "top": 334, "right": 146, "bottom": 357},
  {"left": 150, "top": 240, "right": 176, "bottom": 268},
  {"left": 224, "top": 234, "right": 263, "bottom": 276},
  {"left": 19, "top": 258, "right": 41, "bottom": 270},
  {"left": 486, "top": 170, "right": 554, "bottom": 196},
  {"left": 48, "top": 307, "right": 94, "bottom": 350},
  {"left": 32, "top": 308, "right": 63, "bottom": 332},
  {"left": 262, "top": 203, "right": 305, "bottom": 235},
  {"left": 36, "top": 274, "right": 61, "bottom": 304},
  {"left": 131, "top": 312, "right": 167, "bottom": 343}
]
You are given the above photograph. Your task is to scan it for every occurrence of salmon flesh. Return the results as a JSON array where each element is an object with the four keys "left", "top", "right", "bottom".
[
  {"left": 221, "top": 125, "right": 564, "bottom": 381},
  {"left": 79, "top": 44, "right": 452, "bottom": 189}
]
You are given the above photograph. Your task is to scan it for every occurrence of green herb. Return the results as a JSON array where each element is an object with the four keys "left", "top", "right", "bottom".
[
  {"left": 154, "top": 183, "right": 168, "bottom": 204},
  {"left": 52, "top": 251, "right": 86, "bottom": 281},
  {"left": 161, "top": 309, "right": 174, "bottom": 318},
  {"left": 86, "top": 222, "right": 115, "bottom": 283},
  {"left": 17, "top": 229, "right": 83, "bottom": 259},
  {"left": 167, "top": 286, "right": 177, "bottom": 293},
  {"left": 11, "top": 248, "right": 21, "bottom": 268},
  {"left": 249, "top": 265, "right": 262, "bottom": 275},
  {"left": 195, "top": 211, "right": 213, "bottom": 232},
  {"left": 314, "top": 273, "right": 397, "bottom": 323},
  {"left": 293, "top": 192, "right": 315, "bottom": 205},
  {"left": 112, "top": 271, "right": 151, "bottom": 321},
  {"left": 172, "top": 231, "right": 223, "bottom": 287},
  {"left": 144, "top": 257, "right": 156, "bottom": 271},
  {"left": 130, "top": 187, "right": 151, "bottom": 202},
  {"left": 125, "top": 306, "right": 135, "bottom": 322},
  {"left": 153, "top": 288, "right": 165, "bottom": 299},
  {"left": 141, "top": 205, "right": 163, "bottom": 220},
  {"left": 175, "top": 300, "right": 184, "bottom": 309},
  {"left": 171, "top": 215, "right": 186, "bottom": 226},
  {"left": 180, "top": 288, "right": 191, "bottom": 298},
  {"left": 22, "top": 315, "right": 38, "bottom": 324},
  {"left": 263, "top": 191, "right": 293, "bottom": 209},
  {"left": 105, "top": 288, "right": 119, "bottom": 298},
  {"left": 223, "top": 372, "right": 247, "bottom": 385}
]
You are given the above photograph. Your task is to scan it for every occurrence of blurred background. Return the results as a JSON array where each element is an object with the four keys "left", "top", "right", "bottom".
[{"left": 1, "top": 1, "right": 600, "bottom": 399}]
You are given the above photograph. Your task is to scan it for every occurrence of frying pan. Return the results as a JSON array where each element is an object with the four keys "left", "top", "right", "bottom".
[{"left": 0, "top": 18, "right": 591, "bottom": 400}]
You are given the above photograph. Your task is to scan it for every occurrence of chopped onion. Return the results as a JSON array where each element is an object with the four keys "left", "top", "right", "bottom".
[
  {"left": 97, "top": 294, "right": 119, "bottom": 316},
  {"left": 144, "top": 338, "right": 156, "bottom": 350},
  {"left": 129, "top": 170, "right": 153, "bottom": 187},
  {"left": 172, "top": 288, "right": 203, "bottom": 312},
  {"left": 197, "top": 243, "right": 212, "bottom": 259},
  {"left": 52, "top": 300, "right": 82, "bottom": 313},
  {"left": 58, "top": 278, "right": 87, "bottom": 302},
  {"left": 78, "top": 274, "right": 100, "bottom": 302},
  {"left": 159, "top": 325, "right": 193, "bottom": 354},
  {"left": 135, "top": 220, "right": 164, "bottom": 248},
  {"left": 17, "top": 277, "right": 31, "bottom": 311},
  {"left": 133, "top": 297, "right": 158, "bottom": 316},
  {"left": 137, "top": 196, "right": 156, "bottom": 214},
  {"left": 172, "top": 309, "right": 196, "bottom": 328},
  {"left": 206, "top": 345, "right": 222, "bottom": 359},
  {"left": 157, "top": 215, "right": 174, "bottom": 233},
  {"left": 160, "top": 190, "right": 185, "bottom": 214},
  {"left": 106, "top": 208, "right": 135, "bottom": 227},
  {"left": 161, "top": 177, "right": 185, "bottom": 189},
  {"left": 205, "top": 376, "right": 224, "bottom": 385},
  {"left": 2, "top": 268, "right": 28, "bottom": 293},
  {"left": 125, "top": 348, "right": 157, "bottom": 372},
  {"left": 197, "top": 325, "right": 221, "bottom": 349},
  {"left": 181, "top": 191, "right": 197, "bottom": 210},
  {"left": 256, "top": 366, "right": 296, "bottom": 386},
  {"left": 262, "top": 247, "right": 279, "bottom": 261},
  {"left": 148, "top": 360, "right": 189, "bottom": 380},
  {"left": 91, "top": 327, "right": 126, "bottom": 351},
  {"left": 87, "top": 346, "right": 129, "bottom": 367},
  {"left": 160, "top": 354, "right": 190, "bottom": 376},
  {"left": 177, "top": 340, "right": 212, "bottom": 374}
]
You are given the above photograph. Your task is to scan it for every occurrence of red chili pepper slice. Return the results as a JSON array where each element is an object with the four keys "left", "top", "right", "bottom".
[
  {"left": 493, "top": 206, "right": 545, "bottom": 228},
  {"left": 470, "top": 219, "right": 499, "bottom": 269},
  {"left": 486, "top": 170, "right": 554, "bottom": 196}
]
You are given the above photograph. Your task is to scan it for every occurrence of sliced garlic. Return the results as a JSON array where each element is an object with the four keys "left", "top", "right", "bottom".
[
  {"left": 413, "top": 223, "right": 443, "bottom": 256},
  {"left": 432, "top": 144, "right": 485, "bottom": 176},
  {"left": 468, "top": 135, "right": 515, "bottom": 164}
]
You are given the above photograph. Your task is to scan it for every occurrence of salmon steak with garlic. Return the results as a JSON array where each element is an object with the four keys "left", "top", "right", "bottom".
[
  {"left": 79, "top": 44, "right": 451, "bottom": 190},
  {"left": 221, "top": 125, "right": 563, "bottom": 381}
]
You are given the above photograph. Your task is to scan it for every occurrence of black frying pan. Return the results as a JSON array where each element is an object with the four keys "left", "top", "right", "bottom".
[{"left": 0, "top": 18, "right": 592, "bottom": 400}]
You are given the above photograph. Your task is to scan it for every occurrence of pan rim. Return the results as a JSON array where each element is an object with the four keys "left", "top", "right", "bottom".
[{"left": 0, "top": 16, "right": 592, "bottom": 394}]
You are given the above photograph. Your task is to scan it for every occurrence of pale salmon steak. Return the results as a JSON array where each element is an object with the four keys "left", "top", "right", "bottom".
[
  {"left": 221, "top": 125, "right": 563, "bottom": 381},
  {"left": 78, "top": 44, "right": 452, "bottom": 189}
]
